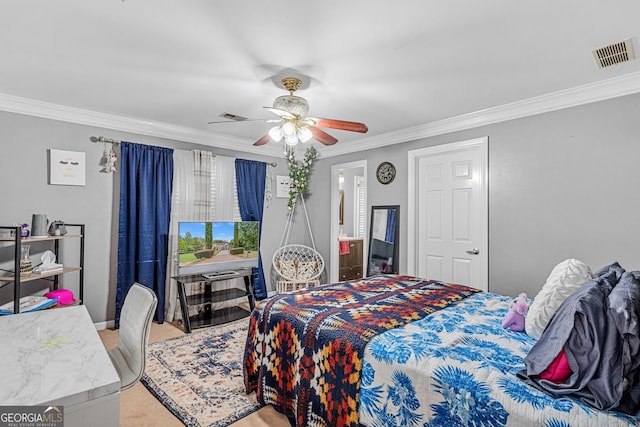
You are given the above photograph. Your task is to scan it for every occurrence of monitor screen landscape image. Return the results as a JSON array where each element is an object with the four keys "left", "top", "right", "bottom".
[{"left": 177, "top": 221, "right": 260, "bottom": 276}]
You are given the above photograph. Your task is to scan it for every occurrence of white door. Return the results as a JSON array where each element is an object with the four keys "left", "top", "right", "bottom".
[{"left": 407, "top": 137, "right": 488, "bottom": 291}]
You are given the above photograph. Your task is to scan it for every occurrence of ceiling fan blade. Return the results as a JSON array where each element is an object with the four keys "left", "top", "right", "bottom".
[
  {"left": 310, "top": 118, "right": 368, "bottom": 133},
  {"left": 263, "top": 107, "right": 296, "bottom": 119},
  {"left": 253, "top": 133, "right": 271, "bottom": 146},
  {"left": 309, "top": 127, "right": 338, "bottom": 146},
  {"left": 208, "top": 118, "right": 270, "bottom": 124}
]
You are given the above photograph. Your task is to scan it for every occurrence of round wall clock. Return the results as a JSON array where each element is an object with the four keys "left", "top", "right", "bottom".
[{"left": 376, "top": 161, "right": 396, "bottom": 184}]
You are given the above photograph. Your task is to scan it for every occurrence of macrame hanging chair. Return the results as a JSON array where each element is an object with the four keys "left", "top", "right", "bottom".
[{"left": 272, "top": 193, "right": 325, "bottom": 293}]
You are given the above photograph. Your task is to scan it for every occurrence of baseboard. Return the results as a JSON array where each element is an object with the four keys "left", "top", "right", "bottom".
[{"left": 94, "top": 320, "right": 115, "bottom": 330}]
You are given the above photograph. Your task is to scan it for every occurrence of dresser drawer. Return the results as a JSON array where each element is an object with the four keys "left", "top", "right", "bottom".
[{"left": 339, "top": 266, "right": 363, "bottom": 281}]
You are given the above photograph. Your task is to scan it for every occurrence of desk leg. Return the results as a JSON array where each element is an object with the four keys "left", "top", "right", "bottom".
[{"left": 176, "top": 280, "right": 192, "bottom": 333}]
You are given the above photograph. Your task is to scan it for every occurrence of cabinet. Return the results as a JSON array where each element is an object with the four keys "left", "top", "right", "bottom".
[
  {"left": 0, "top": 224, "right": 85, "bottom": 314},
  {"left": 339, "top": 239, "right": 364, "bottom": 281},
  {"left": 174, "top": 268, "right": 255, "bottom": 333}
]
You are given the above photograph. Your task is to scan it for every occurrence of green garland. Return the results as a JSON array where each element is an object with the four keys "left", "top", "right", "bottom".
[{"left": 287, "top": 146, "right": 317, "bottom": 209}]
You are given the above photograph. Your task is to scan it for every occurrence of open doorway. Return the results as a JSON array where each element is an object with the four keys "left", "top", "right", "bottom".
[{"left": 330, "top": 160, "right": 367, "bottom": 283}]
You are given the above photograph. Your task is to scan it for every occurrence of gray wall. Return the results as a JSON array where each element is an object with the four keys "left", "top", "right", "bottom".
[
  {"left": 0, "top": 111, "right": 290, "bottom": 324},
  {"left": 308, "top": 93, "right": 640, "bottom": 298},
  {"left": 2, "top": 92, "right": 639, "bottom": 322}
]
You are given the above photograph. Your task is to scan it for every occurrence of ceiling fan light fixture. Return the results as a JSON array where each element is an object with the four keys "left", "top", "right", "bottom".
[
  {"left": 285, "top": 134, "right": 298, "bottom": 146},
  {"left": 298, "top": 126, "right": 312, "bottom": 143},
  {"left": 284, "top": 144, "right": 296, "bottom": 157},
  {"left": 273, "top": 95, "right": 309, "bottom": 117},
  {"left": 282, "top": 121, "right": 296, "bottom": 136},
  {"left": 268, "top": 125, "right": 283, "bottom": 142}
]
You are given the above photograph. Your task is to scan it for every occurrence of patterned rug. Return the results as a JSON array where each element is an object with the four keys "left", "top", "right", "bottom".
[{"left": 141, "top": 317, "right": 262, "bottom": 427}]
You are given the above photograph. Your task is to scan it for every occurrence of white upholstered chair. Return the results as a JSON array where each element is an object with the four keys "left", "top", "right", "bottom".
[{"left": 108, "top": 282, "right": 157, "bottom": 390}]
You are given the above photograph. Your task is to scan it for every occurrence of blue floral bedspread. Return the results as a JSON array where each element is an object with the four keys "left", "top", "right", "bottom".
[{"left": 359, "top": 292, "right": 640, "bottom": 427}]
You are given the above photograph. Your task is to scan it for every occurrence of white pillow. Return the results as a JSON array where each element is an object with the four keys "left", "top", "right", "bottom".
[{"left": 525, "top": 259, "right": 592, "bottom": 339}]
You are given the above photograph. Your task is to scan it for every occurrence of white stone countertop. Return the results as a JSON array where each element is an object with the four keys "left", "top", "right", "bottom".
[{"left": 0, "top": 305, "right": 120, "bottom": 406}]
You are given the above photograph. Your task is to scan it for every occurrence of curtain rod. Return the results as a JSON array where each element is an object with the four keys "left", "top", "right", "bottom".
[
  {"left": 90, "top": 136, "right": 278, "bottom": 167},
  {"left": 91, "top": 136, "right": 120, "bottom": 144}
]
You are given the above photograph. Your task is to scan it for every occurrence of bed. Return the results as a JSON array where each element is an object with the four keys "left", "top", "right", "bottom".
[{"left": 243, "top": 274, "right": 640, "bottom": 427}]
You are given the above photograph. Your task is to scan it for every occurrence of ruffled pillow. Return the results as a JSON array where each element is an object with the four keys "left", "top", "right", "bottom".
[{"left": 525, "top": 259, "right": 592, "bottom": 339}]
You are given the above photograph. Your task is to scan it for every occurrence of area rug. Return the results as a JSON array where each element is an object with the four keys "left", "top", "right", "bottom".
[{"left": 140, "top": 317, "right": 262, "bottom": 427}]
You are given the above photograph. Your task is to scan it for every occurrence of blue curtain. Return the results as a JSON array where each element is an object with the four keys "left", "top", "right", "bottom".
[
  {"left": 116, "top": 142, "right": 174, "bottom": 327},
  {"left": 234, "top": 159, "right": 267, "bottom": 299},
  {"left": 385, "top": 208, "right": 396, "bottom": 243}
]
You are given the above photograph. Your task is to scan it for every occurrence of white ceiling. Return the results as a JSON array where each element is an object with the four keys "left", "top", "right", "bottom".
[{"left": 2, "top": 1, "right": 640, "bottom": 158}]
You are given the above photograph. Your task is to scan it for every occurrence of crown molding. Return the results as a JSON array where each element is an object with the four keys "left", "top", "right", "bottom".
[
  {"left": 318, "top": 71, "right": 640, "bottom": 158},
  {"left": 2, "top": 71, "right": 639, "bottom": 159},
  {"left": 0, "top": 93, "right": 284, "bottom": 157}
]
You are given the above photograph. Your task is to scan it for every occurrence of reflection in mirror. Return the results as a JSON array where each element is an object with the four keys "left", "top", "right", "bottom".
[
  {"left": 339, "top": 189, "right": 344, "bottom": 225},
  {"left": 367, "top": 205, "right": 400, "bottom": 276}
]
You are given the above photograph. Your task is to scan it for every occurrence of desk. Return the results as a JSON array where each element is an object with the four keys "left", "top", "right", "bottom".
[{"left": 0, "top": 306, "right": 120, "bottom": 427}]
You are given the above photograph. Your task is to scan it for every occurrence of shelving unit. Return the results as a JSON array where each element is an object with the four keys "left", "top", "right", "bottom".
[
  {"left": 0, "top": 224, "right": 85, "bottom": 314},
  {"left": 174, "top": 268, "right": 255, "bottom": 333}
]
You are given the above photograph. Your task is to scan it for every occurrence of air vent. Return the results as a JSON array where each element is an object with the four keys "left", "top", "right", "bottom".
[
  {"left": 592, "top": 38, "right": 635, "bottom": 68},
  {"left": 218, "top": 112, "right": 247, "bottom": 121}
]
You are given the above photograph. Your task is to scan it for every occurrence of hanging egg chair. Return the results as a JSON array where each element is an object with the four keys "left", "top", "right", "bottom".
[{"left": 272, "top": 193, "right": 325, "bottom": 293}]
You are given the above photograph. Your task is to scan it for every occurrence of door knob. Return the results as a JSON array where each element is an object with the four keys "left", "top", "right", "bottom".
[{"left": 466, "top": 248, "right": 480, "bottom": 255}]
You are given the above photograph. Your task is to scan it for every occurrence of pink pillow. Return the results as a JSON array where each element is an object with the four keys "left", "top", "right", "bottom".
[{"left": 539, "top": 349, "right": 572, "bottom": 384}]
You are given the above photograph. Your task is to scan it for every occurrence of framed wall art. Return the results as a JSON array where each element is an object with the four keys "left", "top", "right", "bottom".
[
  {"left": 276, "top": 175, "right": 291, "bottom": 198},
  {"left": 49, "top": 149, "right": 86, "bottom": 186}
]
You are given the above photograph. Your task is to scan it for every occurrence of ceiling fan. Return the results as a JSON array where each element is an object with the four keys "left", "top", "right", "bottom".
[{"left": 209, "top": 77, "right": 368, "bottom": 151}]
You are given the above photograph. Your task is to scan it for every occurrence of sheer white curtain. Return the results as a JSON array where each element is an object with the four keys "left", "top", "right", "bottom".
[
  {"left": 193, "top": 150, "right": 214, "bottom": 220},
  {"left": 164, "top": 149, "right": 196, "bottom": 322},
  {"left": 164, "top": 150, "right": 239, "bottom": 322},
  {"left": 213, "top": 154, "right": 241, "bottom": 221}
]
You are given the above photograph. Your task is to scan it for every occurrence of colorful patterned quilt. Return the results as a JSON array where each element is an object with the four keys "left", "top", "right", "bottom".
[
  {"left": 243, "top": 275, "right": 479, "bottom": 427},
  {"left": 358, "top": 291, "right": 640, "bottom": 427}
]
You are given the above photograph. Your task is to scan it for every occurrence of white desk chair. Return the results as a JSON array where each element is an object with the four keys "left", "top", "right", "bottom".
[{"left": 108, "top": 283, "right": 157, "bottom": 390}]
